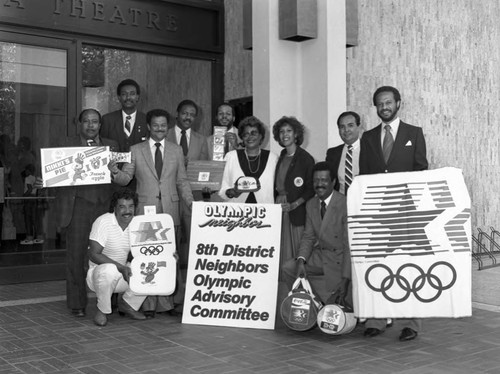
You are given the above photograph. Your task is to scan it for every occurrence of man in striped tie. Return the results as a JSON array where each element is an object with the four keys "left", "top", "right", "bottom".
[{"left": 325, "top": 111, "right": 362, "bottom": 195}]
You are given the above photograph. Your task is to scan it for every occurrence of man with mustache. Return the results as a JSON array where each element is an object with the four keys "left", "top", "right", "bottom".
[
  {"left": 109, "top": 108, "right": 193, "bottom": 317},
  {"left": 359, "top": 86, "right": 428, "bottom": 341},
  {"left": 86, "top": 189, "right": 147, "bottom": 326},
  {"left": 282, "top": 162, "right": 351, "bottom": 305},
  {"left": 101, "top": 79, "right": 149, "bottom": 153},
  {"left": 166, "top": 99, "right": 208, "bottom": 266},
  {"left": 207, "top": 103, "right": 242, "bottom": 159},
  {"left": 52, "top": 109, "right": 118, "bottom": 318},
  {"left": 167, "top": 99, "right": 208, "bottom": 165}
]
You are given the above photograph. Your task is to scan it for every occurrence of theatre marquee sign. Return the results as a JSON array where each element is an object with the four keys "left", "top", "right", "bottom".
[{"left": 1, "top": 0, "right": 223, "bottom": 53}]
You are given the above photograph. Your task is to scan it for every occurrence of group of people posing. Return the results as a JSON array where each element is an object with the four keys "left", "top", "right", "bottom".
[{"left": 53, "top": 79, "right": 427, "bottom": 342}]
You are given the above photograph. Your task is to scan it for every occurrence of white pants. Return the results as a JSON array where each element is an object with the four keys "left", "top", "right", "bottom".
[{"left": 86, "top": 263, "right": 146, "bottom": 314}]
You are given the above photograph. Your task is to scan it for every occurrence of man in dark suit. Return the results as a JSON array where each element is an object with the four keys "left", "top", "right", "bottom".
[
  {"left": 359, "top": 86, "right": 428, "bottom": 341},
  {"left": 166, "top": 99, "right": 208, "bottom": 164},
  {"left": 282, "top": 162, "right": 351, "bottom": 305},
  {"left": 110, "top": 108, "right": 194, "bottom": 316},
  {"left": 55, "top": 109, "right": 118, "bottom": 317},
  {"left": 325, "top": 111, "right": 362, "bottom": 195},
  {"left": 166, "top": 99, "right": 208, "bottom": 265},
  {"left": 100, "top": 79, "right": 149, "bottom": 152}
]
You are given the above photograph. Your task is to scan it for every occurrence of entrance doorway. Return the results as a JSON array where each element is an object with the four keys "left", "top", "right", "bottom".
[{"left": 0, "top": 32, "right": 76, "bottom": 284}]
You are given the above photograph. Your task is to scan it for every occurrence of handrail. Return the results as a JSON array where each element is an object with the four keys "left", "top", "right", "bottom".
[{"left": 471, "top": 235, "right": 483, "bottom": 270}]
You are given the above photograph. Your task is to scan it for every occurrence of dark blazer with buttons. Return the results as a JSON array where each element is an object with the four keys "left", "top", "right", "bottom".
[
  {"left": 359, "top": 121, "right": 428, "bottom": 174},
  {"left": 274, "top": 146, "right": 315, "bottom": 226},
  {"left": 100, "top": 110, "right": 149, "bottom": 152},
  {"left": 325, "top": 143, "right": 344, "bottom": 191},
  {"left": 54, "top": 136, "right": 118, "bottom": 228},
  {"left": 297, "top": 191, "right": 350, "bottom": 280}
]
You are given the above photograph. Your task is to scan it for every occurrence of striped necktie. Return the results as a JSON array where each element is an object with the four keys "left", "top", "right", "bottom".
[
  {"left": 125, "top": 115, "right": 131, "bottom": 136},
  {"left": 345, "top": 144, "right": 353, "bottom": 193}
]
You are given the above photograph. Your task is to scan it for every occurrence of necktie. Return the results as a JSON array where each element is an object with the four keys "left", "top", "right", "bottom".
[
  {"left": 154, "top": 143, "right": 163, "bottom": 178},
  {"left": 382, "top": 124, "right": 394, "bottom": 163},
  {"left": 180, "top": 129, "right": 188, "bottom": 156},
  {"left": 320, "top": 201, "right": 326, "bottom": 219},
  {"left": 87, "top": 139, "right": 96, "bottom": 146},
  {"left": 125, "top": 115, "right": 131, "bottom": 135},
  {"left": 345, "top": 144, "right": 353, "bottom": 193}
]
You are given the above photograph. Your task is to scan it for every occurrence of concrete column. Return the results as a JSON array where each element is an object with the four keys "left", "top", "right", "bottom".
[{"left": 252, "top": 0, "right": 346, "bottom": 160}]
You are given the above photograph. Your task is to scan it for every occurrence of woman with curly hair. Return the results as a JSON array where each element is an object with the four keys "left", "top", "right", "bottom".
[{"left": 272, "top": 116, "right": 315, "bottom": 271}]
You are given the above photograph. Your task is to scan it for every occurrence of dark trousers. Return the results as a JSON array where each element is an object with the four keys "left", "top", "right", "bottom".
[{"left": 65, "top": 196, "right": 107, "bottom": 310}]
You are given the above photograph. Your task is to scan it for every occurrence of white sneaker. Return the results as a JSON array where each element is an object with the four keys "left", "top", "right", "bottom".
[{"left": 20, "top": 239, "right": 34, "bottom": 245}]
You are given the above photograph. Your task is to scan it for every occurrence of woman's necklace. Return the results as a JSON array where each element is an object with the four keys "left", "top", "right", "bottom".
[{"left": 245, "top": 149, "right": 261, "bottom": 174}]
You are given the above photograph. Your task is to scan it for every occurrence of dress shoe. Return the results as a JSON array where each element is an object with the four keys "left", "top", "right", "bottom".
[
  {"left": 93, "top": 310, "right": 107, "bottom": 326},
  {"left": 118, "top": 297, "right": 146, "bottom": 320},
  {"left": 364, "top": 328, "right": 382, "bottom": 337},
  {"left": 71, "top": 309, "right": 86, "bottom": 317},
  {"left": 143, "top": 311, "right": 156, "bottom": 319},
  {"left": 164, "top": 309, "right": 182, "bottom": 317},
  {"left": 399, "top": 327, "right": 418, "bottom": 341}
]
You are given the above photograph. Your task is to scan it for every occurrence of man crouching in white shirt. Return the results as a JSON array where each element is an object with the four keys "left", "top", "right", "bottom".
[{"left": 86, "top": 189, "right": 147, "bottom": 326}]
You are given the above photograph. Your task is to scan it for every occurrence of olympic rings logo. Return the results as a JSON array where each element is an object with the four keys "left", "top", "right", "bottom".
[
  {"left": 365, "top": 261, "right": 457, "bottom": 303},
  {"left": 140, "top": 245, "right": 164, "bottom": 256}
]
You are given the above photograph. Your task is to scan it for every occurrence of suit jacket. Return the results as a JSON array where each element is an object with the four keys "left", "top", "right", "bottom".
[
  {"left": 113, "top": 139, "right": 193, "bottom": 225},
  {"left": 298, "top": 191, "right": 350, "bottom": 280},
  {"left": 325, "top": 143, "right": 344, "bottom": 191},
  {"left": 101, "top": 110, "right": 149, "bottom": 152},
  {"left": 55, "top": 136, "right": 119, "bottom": 228},
  {"left": 274, "top": 146, "right": 315, "bottom": 226},
  {"left": 166, "top": 127, "right": 209, "bottom": 162},
  {"left": 359, "top": 121, "right": 428, "bottom": 174}
]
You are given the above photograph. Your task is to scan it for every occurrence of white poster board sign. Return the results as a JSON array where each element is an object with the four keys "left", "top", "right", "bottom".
[
  {"left": 40, "top": 146, "right": 111, "bottom": 187},
  {"left": 182, "top": 202, "right": 282, "bottom": 330},
  {"left": 128, "top": 213, "right": 177, "bottom": 296},
  {"left": 348, "top": 167, "right": 471, "bottom": 318}
]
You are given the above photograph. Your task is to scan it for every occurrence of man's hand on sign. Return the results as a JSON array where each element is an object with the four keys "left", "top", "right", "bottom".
[
  {"left": 108, "top": 159, "right": 119, "bottom": 175},
  {"left": 33, "top": 177, "right": 44, "bottom": 189}
]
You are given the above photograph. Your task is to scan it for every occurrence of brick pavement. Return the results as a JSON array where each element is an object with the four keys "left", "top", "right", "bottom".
[{"left": 1, "top": 281, "right": 500, "bottom": 373}]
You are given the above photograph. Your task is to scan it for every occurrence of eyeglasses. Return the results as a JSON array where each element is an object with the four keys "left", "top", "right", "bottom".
[{"left": 241, "top": 130, "right": 260, "bottom": 139}]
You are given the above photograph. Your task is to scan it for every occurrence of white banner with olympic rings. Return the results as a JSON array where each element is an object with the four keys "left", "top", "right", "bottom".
[{"left": 348, "top": 167, "right": 471, "bottom": 318}]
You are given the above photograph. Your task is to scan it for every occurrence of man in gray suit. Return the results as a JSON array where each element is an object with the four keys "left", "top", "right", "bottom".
[
  {"left": 110, "top": 108, "right": 194, "bottom": 317},
  {"left": 110, "top": 108, "right": 193, "bottom": 230},
  {"left": 282, "top": 162, "right": 351, "bottom": 305}
]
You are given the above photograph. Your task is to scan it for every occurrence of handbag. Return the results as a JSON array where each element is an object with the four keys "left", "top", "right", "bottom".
[{"left": 280, "top": 277, "right": 323, "bottom": 331}]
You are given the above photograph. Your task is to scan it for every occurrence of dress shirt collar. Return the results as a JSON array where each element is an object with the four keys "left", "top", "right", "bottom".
[
  {"left": 122, "top": 110, "right": 137, "bottom": 123},
  {"left": 345, "top": 138, "right": 360, "bottom": 150},
  {"left": 319, "top": 191, "right": 333, "bottom": 207},
  {"left": 148, "top": 137, "right": 165, "bottom": 148},
  {"left": 81, "top": 136, "right": 101, "bottom": 146},
  {"left": 382, "top": 117, "right": 400, "bottom": 136}
]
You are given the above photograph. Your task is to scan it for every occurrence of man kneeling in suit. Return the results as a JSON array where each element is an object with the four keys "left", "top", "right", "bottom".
[{"left": 282, "top": 162, "right": 351, "bottom": 305}]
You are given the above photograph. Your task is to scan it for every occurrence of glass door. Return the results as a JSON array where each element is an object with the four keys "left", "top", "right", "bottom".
[{"left": 0, "top": 32, "right": 76, "bottom": 284}]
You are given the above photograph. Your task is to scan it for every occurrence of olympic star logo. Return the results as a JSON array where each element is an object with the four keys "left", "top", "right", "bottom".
[{"left": 133, "top": 221, "right": 170, "bottom": 242}]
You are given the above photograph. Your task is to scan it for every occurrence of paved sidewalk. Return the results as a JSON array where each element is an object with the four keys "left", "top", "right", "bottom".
[{"left": 1, "top": 281, "right": 500, "bottom": 374}]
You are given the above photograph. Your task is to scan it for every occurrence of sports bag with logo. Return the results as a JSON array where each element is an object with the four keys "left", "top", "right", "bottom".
[{"left": 280, "top": 277, "right": 323, "bottom": 331}]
